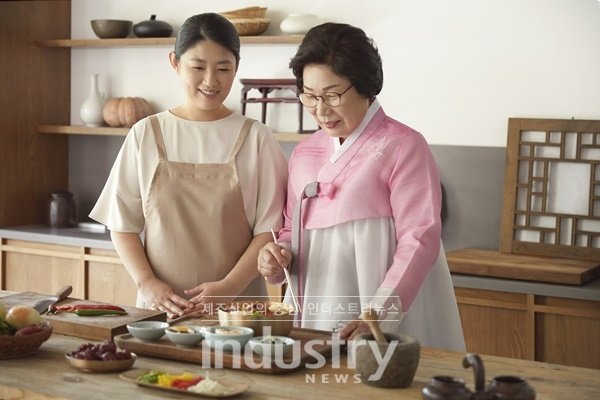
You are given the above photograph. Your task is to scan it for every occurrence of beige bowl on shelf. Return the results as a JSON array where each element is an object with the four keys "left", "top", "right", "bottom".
[{"left": 91, "top": 19, "right": 133, "bottom": 39}]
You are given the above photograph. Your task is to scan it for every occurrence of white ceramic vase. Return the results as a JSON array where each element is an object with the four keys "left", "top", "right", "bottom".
[
  {"left": 79, "top": 73, "right": 106, "bottom": 126},
  {"left": 280, "top": 14, "right": 321, "bottom": 35}
]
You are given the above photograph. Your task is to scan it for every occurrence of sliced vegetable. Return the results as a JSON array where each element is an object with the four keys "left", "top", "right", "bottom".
[
  {"left": 137, "top": 370, "right": 166, "bottom": 384},
  {"left": 73, "top": 309, "right": 128, "bottom": 316},
  {"left": 171, "top": 377, "right": 204, "bottom": 390}
]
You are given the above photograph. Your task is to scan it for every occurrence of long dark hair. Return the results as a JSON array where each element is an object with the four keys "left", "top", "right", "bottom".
[
  {"left": 174, "top": 13, "right": 240, "bottom": 67},
  {"left": 289, "top": 22, "right": 383, "bottom": 99}
]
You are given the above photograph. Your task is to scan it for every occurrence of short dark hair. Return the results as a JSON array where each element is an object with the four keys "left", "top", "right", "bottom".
[
  {"left": 289, "top": 22, "right": 383, "bottom": 99},
  {"left": 174, "top": 13, "right": 240, "bottom": 67}
]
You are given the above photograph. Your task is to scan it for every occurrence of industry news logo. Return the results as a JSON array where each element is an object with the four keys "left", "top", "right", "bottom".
[{"left": 203, "top": 296, "right": 402, "bottom": 383}]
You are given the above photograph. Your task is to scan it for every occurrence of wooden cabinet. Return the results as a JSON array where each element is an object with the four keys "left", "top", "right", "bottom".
[
  {"left": 455, "top": 287, "right": 600, "bottom": 369},
  {"left": 0, "top": 237, "right": 283, "bottom": 307},
  {"left": 0, "top": 0, "right": 71, "bottom": 227},
  {"left": 0, "top": 238, "right": 137, "bottom": 307}
]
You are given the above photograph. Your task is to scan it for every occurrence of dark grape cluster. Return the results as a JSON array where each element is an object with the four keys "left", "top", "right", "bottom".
[{"left": 67, "top": 339, "right": 132, "bottom": 361}]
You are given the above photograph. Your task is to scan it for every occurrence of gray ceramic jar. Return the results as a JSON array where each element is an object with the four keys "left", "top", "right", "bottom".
[{"left": 47, "top": 190, "right": 76, "bottom": 228}]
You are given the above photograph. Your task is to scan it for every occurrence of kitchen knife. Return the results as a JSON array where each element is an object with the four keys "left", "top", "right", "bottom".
[{"left": 33, "top": 285, "right": 73, "bottom": 314}]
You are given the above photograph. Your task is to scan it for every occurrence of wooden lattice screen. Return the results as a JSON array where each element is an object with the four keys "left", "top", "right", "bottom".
[{"left": 500, "top": 118, "right": 600, "bottom": 260}]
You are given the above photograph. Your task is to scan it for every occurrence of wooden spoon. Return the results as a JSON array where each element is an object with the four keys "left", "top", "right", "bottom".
[{"left": 361, "top": 308, "right": 388, "bottom": 344}]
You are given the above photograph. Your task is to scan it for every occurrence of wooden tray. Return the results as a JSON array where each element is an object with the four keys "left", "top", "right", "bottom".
[
  {"left": 0, "top": 292, "right": 166, "bottom": 341},
  {"left": 114, "top": 314, "right": 337, "bottom": 374},
  {"left": 447, "top": 249, "right": 600, "bottom": 285}
]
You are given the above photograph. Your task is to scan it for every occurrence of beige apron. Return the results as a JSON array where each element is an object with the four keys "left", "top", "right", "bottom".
[{"left": 138, "top": 115, "right": 265, "bottom": 308}]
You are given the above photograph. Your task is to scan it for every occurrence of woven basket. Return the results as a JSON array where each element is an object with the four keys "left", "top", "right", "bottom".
[
  {"left": 0, "top": 321, "right": 53, "bottom": 359},
  {"left": 228, "top": 17, "right": 270, "bottom": 36},
  {"left": 219, "top": 6, "right": 267, "bottom": 19}
]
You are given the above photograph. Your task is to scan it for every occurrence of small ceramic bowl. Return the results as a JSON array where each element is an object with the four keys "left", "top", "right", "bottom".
[
  {"left": 126, "top": 321, "right": 169, "bottom": 342},
  {"left": 203, "top": 326, "right": 254, "bottom": 353},
  {"left": 165, "top": 326, "right": 204, "bottom": 348},
  {"left": 91, "top": 19, "right": 133, "bottom": 39},
  {"left": 218, "top": 301, "right": 295, "bottom": 337},
  {"left": 248, "top": 336, "right": 295, "bottom": 357}
]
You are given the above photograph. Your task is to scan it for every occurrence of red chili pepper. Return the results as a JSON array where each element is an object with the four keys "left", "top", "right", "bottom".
[
  {"left": 48, "top": 303, "right": 126, "bottom": 314},
  {"left": 73, "top": 309, "right": 127, "bottom": 316},
  {"left": 171, "top": 377, "right": 204, "bottom": 390},
  {"left": 71, "top": 304, "right": 126, "bottom": 312}
]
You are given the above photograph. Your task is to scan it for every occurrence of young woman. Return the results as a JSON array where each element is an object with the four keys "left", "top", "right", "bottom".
[
  {"left": 257, "top": 22, "right": 465, "bottom": 351},
  {"left": 90, "top": 13, "right": 288, "bottom": 318}
]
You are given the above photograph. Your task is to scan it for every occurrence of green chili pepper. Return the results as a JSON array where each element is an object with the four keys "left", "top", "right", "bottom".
[{"left": 73, "top": 309, "right": 128, "bottom": 316}]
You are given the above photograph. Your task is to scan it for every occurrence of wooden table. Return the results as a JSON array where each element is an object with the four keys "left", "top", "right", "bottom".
[{"left": 1, "top": 333, "right": 598, "bottom": 399}]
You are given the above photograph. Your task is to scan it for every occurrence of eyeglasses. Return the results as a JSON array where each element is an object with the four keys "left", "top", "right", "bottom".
[{"left": 297, "top": 85, "right": 354, "bottom": 108}]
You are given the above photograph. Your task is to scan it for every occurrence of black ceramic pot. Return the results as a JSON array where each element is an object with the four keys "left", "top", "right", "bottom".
[{"left": 133, "top": 15, "right": 173, "bottom": 38}]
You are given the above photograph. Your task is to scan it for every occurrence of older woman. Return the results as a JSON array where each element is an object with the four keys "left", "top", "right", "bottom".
[{"left": 257, "top": 22, "right": 465, "bottom": 351}]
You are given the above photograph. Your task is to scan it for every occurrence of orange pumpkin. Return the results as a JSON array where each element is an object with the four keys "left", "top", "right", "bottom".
[{"left": 103, "top": 97, "right": 153, "bottom": 127}]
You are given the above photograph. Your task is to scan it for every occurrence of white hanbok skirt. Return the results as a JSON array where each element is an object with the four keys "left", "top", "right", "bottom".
[{"left": 284, "top": 217, "right": 465, "bottom": 352}]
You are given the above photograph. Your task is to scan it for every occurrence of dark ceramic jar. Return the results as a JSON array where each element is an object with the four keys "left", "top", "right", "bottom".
[
  {"left": 485, "top": 376, "right": 536, "bottom": 400},
  {"left": 47, "top": 190, "right": 76, "bottom": 228},
  {"left": 133, "top": 15, "right": 173, "bottom": 38},
  {"left": 422, "top": 376, "right": 474, "bottom": 400}
]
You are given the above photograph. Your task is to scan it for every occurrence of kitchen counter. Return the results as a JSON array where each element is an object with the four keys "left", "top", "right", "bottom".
[
  {"left": 0, "top": 224, "right": 114, "bottom": 250},
  {"left": 2, "top": 225, "right": 599, "bottom": 302},
  {"left": 1, "top": 332, "right": 599, "bottom": 399}
]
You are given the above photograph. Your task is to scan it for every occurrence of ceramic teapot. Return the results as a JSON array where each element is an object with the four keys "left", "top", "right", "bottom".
[
  {"left": 133, "top": 15, "right": 173, "bottom": 38},
  {"left": 423, "top": 354, "right": 536, "bottom": 400}
]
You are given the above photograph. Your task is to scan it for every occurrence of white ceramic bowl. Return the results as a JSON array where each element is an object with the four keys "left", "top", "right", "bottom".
[
  {"left": 164, "top": 326, "right": 204, "bottom": 348},
  {"left": 203, "top": 326, "right": 254, "bottom": 353},
  {"left": 218, "top": 301, "right": 295, "bottom": 337},
  {"left": 126, "top": 321, "right": 169, "bottom": 342},
  {"left": 248, "top": 336, "right": 295, "bottom": 357}
]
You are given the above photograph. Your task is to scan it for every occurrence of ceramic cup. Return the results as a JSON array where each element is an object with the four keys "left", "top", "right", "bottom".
[
  {"left": 486, "top": 375, "right": 536, "bottom": 399},
  {"left": 422, "top": 375, "right": 474, "bottom": 400},
  {"left": 354, "top": 332, "right": 420, "bottom": 388}
]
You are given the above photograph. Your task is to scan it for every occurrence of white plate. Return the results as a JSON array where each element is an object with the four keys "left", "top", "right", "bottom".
[{"left": 119, "top": 369, "right": 250, "bottom": 398}]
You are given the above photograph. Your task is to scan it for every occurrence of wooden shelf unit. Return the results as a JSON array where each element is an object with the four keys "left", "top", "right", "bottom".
[
  {"left": 36, "top": 35, "right": 304, "bottom": 48},
  {"left": 38, "top": 125, "right": 310, "bottom": 142}
]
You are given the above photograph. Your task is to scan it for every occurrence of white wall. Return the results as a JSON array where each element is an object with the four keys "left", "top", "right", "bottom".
[{"left": 72, "top": 0, "right": 600, "bottom": 147}]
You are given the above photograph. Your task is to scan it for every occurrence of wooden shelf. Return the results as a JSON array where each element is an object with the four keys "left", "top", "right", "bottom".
[
  {"left": 38, "top": 125, "right": 310, "bottom": 142},
  {"left": 36, "top": 36, "right": 304, "bottom": 48}
]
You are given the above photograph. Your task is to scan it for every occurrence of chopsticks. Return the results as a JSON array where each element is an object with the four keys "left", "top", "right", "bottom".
[{"left": 271, "top": 229, "right": 301, "bottom": 313}]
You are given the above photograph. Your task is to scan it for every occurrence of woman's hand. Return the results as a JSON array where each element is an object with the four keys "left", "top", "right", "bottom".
[
  {"left": 338, "top": 317, "right": 373, "bottom": 341},
  {"left": 184, "top": 280, "right": 235, "bottom": 312},
  {"left": 138, "top": 277, "right": 194, "bottom": 318},
  {"left": 257, "top": 242, "right": 292, "bottom": 278}
]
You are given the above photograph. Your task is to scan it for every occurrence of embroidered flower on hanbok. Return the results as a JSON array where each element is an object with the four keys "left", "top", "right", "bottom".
[{"left": 365, "top": 137, "right": 390, "bottom": 161}]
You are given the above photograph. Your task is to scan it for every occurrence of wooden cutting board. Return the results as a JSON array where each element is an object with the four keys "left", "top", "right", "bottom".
[
  {"left": 0, "top": 292, "right": 166, "bottom": 341},
  {"left": 114, "top": 314, "right": 337, "bottom": 374},
  {"left": 446, "top": 249, "right": 600, "bottom": 285}
]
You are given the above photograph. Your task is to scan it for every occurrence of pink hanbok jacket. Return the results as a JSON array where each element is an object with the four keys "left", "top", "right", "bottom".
[{"left": 277, "top": 105, "right": 443, "bottom": 312}]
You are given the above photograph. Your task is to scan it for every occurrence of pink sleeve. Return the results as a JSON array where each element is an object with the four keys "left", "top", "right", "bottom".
[{"left": 381, "top": 132, "right": 442, "bottom": 311}]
